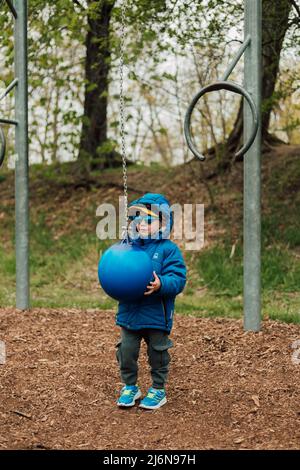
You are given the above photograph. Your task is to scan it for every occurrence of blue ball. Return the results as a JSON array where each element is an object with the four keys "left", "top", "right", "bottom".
[{"left": 98, "top": 242, "right": 154, "bottom": 302}]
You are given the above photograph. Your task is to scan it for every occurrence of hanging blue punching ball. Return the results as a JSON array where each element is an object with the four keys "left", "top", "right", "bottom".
[{"left": 98, "top": 241, "right": 154, "bottom": 302}]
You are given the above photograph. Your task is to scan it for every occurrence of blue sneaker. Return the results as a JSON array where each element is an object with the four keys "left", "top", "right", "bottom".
[
  {"left": 139, "top": 387, "right": 167, "bottom": 410},
  {"left": 117, "top": 385, "right": 142, "bottom": 407}
]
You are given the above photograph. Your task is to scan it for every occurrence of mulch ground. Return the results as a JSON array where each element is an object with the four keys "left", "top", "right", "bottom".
[{"left": 0, "top": 308, "right": 299, "bottom": 450}]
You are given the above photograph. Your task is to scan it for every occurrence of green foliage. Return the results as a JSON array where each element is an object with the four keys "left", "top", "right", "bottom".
[
  {"left": 195, "top": 214, "right": 300, "bottom": 297},
  {"left": 0, "top": 246, "right": 15, "bottom": 277},
  {"left": 196, "top": 242, "right": 243, "bottom": 296},
  {"left": 0, "top": 157, "right": 299, "bottom": 320},
  {"left": 262, "top": 246, "right": 299, "bottom": 292},
  {"left": 1, "top": 0, "right": 299, "bottom": 164},
  {"left": 96, "top": 139, "right": 117, "bottom": 156},
  {"left": 0, "top": 0, "right": 86, "bottom": 163}
]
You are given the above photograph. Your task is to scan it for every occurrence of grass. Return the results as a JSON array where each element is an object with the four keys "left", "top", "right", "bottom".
[
  {"left": 0, "top": 227, "right": 117, "bottom": 309},
  {"left": 0, "top": 204, "right": 115, "bottom": 307},
  {"left": 1, "top": 208, "right": 298, "bottom": 322},
  {"left": 176, "top": 290, "right": 300, "bottom": 324},
  {"left": 182, "top": 210, "right": 300, "bottom": 322},
  {"left": 0, "top": 152, "right": 299, "bottom": 324},
  {"left": 194, "top": 237, "right": 300, "bottom": 295}
]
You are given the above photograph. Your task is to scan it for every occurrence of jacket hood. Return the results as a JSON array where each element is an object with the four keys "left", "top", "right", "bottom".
[{"left": 127, "top": 193, "right": 173, "bottom": 243}]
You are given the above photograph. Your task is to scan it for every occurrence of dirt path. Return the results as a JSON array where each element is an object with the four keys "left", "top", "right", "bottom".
[{"left": 0, "top": 308, "right": 299, "bottom": 450}]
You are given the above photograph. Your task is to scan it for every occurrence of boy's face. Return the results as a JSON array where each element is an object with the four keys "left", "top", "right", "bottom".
[{"left": 137, "top": 218, "right": 160, "bottom": 237}]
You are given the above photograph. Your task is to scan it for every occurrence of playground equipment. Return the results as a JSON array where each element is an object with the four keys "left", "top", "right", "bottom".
[
  {"left": 0, "top": 1, "right": 262, "bottom": 332},
  {"left": 184, "top": 0, "right": 262, "bottom": 331},
  {"left": 98, "top": 240, "right": 153, "bottom": 301},
  {"left": 98, "top": 2, "right": 157, "bottom": 302},
  {"left": 0, "top": 0, "right": 29, "bottom": 310}
]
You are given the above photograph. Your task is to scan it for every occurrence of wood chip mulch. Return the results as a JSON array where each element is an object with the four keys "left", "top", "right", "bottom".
[{"left": 0, "top": 308, "right": 299, "bottom": 450}]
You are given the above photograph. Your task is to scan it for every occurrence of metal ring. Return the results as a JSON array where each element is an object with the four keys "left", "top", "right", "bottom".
[
  {"left": 0, "top": 126, "right": 6, "bottom": 168},
  {"left": 184, "top": 80, "right": 259, "bottom": 161}
]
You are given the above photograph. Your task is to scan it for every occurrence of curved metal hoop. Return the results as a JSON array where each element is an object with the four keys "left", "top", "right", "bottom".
[
  {"left": 0, "top": 126, "right": 6, "bottom": 168},
  {"left": 184, "top": 80, "right": 259, "bottom": 161}
]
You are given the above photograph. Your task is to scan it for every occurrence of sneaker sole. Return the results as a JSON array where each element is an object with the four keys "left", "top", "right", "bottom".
[
  {"left": 139, "top": 397, "right": 167, "bottom": 410},
  {"left": 117, "top": 390, "right": 142, "bottom": 407}
]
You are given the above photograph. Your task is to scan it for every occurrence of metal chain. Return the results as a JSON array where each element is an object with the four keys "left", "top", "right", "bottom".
[{"left": 119, "top": 0, "right": 129, "bottom": 240}]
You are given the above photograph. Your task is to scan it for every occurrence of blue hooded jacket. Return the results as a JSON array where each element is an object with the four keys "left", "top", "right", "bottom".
[{"left": 116, "top": 193, "right": 187, "bottom": 333}]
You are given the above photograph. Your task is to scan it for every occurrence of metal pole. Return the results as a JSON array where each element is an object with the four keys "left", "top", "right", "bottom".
[
  {"left": 222, "top": 35, "right": 251, "bottom": 81},
  {"left": 0, "top": 78, "right": 18, "bottom": 101},
  {"left": 14, "top": 0, "right": 29, "bottom": 309},
  {"left": 243, "top": 0, "right": 261, "bottom": 331}
]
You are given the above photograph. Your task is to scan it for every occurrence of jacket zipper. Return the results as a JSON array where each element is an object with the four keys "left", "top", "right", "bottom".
[{"left": 161, "top": 298, "right": 168, "bottom": 326}]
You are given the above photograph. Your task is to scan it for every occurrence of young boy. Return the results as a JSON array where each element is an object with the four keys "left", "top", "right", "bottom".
[{"left": 115, "top": 193, "right": 187, "bottom": 409}]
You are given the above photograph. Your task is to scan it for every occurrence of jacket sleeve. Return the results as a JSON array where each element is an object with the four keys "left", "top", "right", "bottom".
[{"left": 157, "top": 244, "right": 187, "bottom": 297}]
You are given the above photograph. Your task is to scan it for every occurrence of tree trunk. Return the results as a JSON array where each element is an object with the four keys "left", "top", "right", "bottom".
[
  {"left": 223, "top": 0, "right": 292, "bottom": 166},
  {"left": 78, "top": 0, "right": 120, "bottom": 174}
]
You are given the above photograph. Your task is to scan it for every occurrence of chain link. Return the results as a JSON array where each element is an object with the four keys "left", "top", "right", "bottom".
[{"left": 119, "top": 0, "right": 129, "bottom": 240}]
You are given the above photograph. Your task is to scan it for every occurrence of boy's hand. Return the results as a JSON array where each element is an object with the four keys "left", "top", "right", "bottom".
[{"left": 144, "top": 271, "right": 161, "bottom": 295}]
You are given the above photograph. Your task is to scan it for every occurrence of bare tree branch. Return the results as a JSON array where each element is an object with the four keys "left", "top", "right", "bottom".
[{"left": 290, "top": 0, "right": 300, "bottom": 18}]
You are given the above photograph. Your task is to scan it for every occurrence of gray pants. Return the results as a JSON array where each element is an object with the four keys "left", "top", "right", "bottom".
[{"left": 116, "top": 327, "right": 173, "bottom": 389}]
